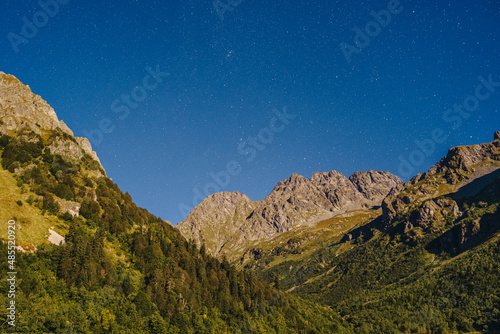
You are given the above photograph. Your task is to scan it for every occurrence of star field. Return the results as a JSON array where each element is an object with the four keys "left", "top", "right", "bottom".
[{"left": 1, "top": 0, "right": 499, "bottom": 222}]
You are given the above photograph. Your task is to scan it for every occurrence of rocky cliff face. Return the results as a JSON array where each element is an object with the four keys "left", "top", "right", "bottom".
[
  {"left": 350, "top": 171, "right": 402, "bottom": 202},
  {"left": 382, "top": 133, "right": 500, "bottom": 224},
  {"left": 242, "top": 173, "right": 336, "bottom": 240},
  {"left": 0, "top": 72, "right": 104, "bottom": 173},
  {"left": 178, "top": 169, "right": 402, "bottom": 257},
  {"left": 427, "top": 132, "right": 500, "bottom": 177},
  {"left": 177, "top": 191, "right": 256, "bottom": 255},
  {"left": 379, "top": 132, "right": 500, "bottom": 253},
  {"left": 311, "top": 170, "right": 364, "bottom": 209}
]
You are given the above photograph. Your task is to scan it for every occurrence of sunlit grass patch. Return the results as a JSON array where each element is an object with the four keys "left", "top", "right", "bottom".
[{"left": 0, "top": 167, "right": 67, "bottom": 247}]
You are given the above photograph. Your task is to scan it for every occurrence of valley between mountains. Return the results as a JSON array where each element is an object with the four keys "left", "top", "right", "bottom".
[{"left": 1, "top": 71, "right": 500, "bottom": 333}]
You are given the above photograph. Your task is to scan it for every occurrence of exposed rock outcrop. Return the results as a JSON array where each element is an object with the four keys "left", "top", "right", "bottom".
[
  {"left": 414, "top": 198, "right": 462, "bottom": 230},
  {"left": 56, "top": 198, "right": 81, "bottom": 217},
  {"left": 382, "top": 133, "right": 500, "bottom": 225},
  {"left": 349, "top": 171, "right": 402, "bottom": 203},
  {"left": 177, "top": 191, "right": 256, "bottom": 255},
  {"left": 244, "top": 173, "right": 336, "bottom": 239},
  {"left": 0, "top": 72, "right": 105, "bottom": 173},
  {"left": 312, "top": 171, "right": 364, "bottom": 209},
  {"left": 426, "top": 132, "right": 500, "bottom": 181},
  {"left": 426, "top": 175, "right": 500, "bottom": 254}
]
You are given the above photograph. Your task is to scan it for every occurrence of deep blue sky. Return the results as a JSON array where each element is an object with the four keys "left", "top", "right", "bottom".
[{"left": 1, "top": 0, "right": 499, "bottom": 223}]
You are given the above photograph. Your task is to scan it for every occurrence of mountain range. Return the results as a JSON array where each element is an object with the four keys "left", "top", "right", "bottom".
[
  {"left": 1, "top": 71, "right": 500, "bottom": 333},
  {"left": 177, "top": 170, "right": 402, "bottom": 260}
]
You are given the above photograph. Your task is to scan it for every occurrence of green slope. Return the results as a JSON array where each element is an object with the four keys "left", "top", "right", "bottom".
[{"left": 249, "top": 141, "right": 500, "bottom": 333}]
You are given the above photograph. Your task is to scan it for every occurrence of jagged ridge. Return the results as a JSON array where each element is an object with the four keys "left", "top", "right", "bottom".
[{"left": 178, "top": 169, "right": 402, "bottom": 257}]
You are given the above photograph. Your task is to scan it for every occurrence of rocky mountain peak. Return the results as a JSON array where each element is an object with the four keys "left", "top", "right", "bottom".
[
  {"left": 178, "top": 169, "right": 402, "bottom": 257},
  {"left": 177, "top": 191, "right": 256, "bottom": 254},
  {"left": 272, "top": 173, "right": 311, "bottom": 192},
  {"left": 349, "top": 171, "right": 403, "bottom": 202},
  {"left": 310, "top": 170, "right": 364, "bottom": 209},
  {"left": 184, "top": 191, "right": 254, "bottom": 221},
  {"left": 245, "top": 172, "right": 334, "bottom": 238},
  {"left": 310, "top": 170, "right": 347, "bottom": 185},
  {"left": 382, "top": 132, "right": 500, "bottom": 223},
  {"left": 0, "top": 72, "right": 105, "bottom": 173},
  {"left": 426, "top": 134, "right": 500, "bottom": 179},
  {"left": 0, "top": 73, "right": 72, "bottom": 136}
]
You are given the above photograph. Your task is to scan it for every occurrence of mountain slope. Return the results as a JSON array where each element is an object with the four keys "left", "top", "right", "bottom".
[
  {"left": 178, "top": 191, "right": 257, "bottom": 256},
  {"left": 250, "top": 132, "right": 500, "bottom": 332}
]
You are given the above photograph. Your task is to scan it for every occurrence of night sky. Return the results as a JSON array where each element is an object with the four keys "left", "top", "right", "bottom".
[{"left": 1, "top": 0, "right": 499, "bottom": 223}]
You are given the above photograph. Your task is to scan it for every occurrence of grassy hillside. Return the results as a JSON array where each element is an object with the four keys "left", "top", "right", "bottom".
[
  {"left": 0, "top": 166, "right": 68, "bottom": 248},
  {"left": 239, "top": 209, "right": 380, "bottom": 270}
]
